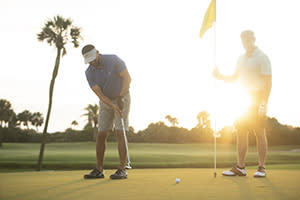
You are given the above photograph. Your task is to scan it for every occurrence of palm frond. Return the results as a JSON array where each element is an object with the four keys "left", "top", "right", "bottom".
[
  {"left": 70, "top": 27, "right": 81, "bottom": 48},
  {"left": 37, "top": 15, "right": 82, "bottom": 51},
  {"left": 62, "top": 47, "right": 67, "bottom": 57}
]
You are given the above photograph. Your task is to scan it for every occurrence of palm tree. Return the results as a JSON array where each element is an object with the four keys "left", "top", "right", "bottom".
[
  {"left": 82, "top": 104, "right": 99, "bottom": 139},
  {"left": 0, "top": 99, "right": 16, "bottom": 147},
  {"left": 0, "top": 99, "right": 15, "bottom": 128},
  {"left": 17, "top": 110, "right": 32, "bottom": 129},
  {"left": 0, "top": 99, "right": 15, "bottom": 147},
  {"left": 196, "top": 111, "right": 211, "bottom": 129},
  {"left": 36, "top": 15, "right": 82, "bottom": 171},
  {"left": 71, "top": 120, "right": 78, "bottom": 130},
  {"left": 30, "top": 112, "right": 44, "bottom": 132}
]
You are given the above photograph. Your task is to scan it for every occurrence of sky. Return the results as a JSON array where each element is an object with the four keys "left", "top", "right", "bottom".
[{"left": 0, "top": 0, "right": 300, "bottom": 133}]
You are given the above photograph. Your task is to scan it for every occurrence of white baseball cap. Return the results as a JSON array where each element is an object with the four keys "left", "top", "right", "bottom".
[{"left": 83, "top": 48, "right": 97, "bottom": 64}]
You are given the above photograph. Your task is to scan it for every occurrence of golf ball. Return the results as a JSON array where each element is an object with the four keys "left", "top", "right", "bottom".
[{"left": 176, "top": 178, "right": 180, "bottom": 184}]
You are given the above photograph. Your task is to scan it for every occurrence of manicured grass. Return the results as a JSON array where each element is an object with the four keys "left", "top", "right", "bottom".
[
  {"left": 1, "top": 169, "right": 300, "bottom": 200},
  {"left": 0, "top": 142, "right": 300, "bottom": 171}
]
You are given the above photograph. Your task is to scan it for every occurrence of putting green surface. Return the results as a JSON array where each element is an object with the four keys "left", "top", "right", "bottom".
[{"left": 1, "top": 169, "right": 299, "bottom": 200}]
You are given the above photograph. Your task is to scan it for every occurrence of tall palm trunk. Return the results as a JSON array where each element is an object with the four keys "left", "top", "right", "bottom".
[
  {"left": 37, "top": 48, "right": 61, "bottom": 171},
  {"left": 0, "top": 128, "right": 2, "bottom": 147},
  {"left": 0, "top": 123, "right": 2, "bottom": 147}
]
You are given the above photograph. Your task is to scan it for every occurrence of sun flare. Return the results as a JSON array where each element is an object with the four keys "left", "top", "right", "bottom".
[{"left": 208, "top": 83, "right": 250, "bottom": 131}]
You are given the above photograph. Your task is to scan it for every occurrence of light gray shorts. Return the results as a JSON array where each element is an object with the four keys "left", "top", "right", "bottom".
[{"left": 98, "top": 92, "right": 130, "bottom": 132}]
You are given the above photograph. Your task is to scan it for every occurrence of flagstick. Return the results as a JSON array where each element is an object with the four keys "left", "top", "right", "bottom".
[
  {"left": 213, "top": 20, "right": 217, "bottom": 178},
  {"left": 213, "top": 3, "right": 217, "bottom": 176},
  {"left": 199, "top": 0, "right": 217, "bottom": 178}
]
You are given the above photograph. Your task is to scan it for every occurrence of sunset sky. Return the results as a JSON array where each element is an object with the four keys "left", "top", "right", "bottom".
[{"left": 1, "top": 0, "right": 299, "bottom": 132}]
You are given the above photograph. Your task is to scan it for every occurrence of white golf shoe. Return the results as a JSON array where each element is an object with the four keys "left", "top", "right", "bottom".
[
  {"left": 222, "top": 165, "right": 247, "bottom": 176},
  {"left": 254, "top": 166, "right": 266, "bottom": 178}
]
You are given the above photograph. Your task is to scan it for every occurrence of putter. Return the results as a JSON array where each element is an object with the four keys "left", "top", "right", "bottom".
[
  {"left": 117, "top": 97, "right": 132, "bottom": 169},
  {"left": 120, "top": 115, "right": 132, "bottom": 169}
]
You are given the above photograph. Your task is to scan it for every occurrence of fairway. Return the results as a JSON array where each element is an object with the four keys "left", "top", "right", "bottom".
[
  {"left": 1, "top": 143, "right": 300, "bottom": 170},
  {"left": 1, "top": 168, "right": 300, "bottom": 200}
]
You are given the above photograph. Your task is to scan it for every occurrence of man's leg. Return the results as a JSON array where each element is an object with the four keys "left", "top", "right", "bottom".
[
  {"left": 236, "top": 131, "right": 249, "bottom": 168},
  {"left": 254, "top": 128, "right": 267, "bottom": 168},
  {"left": 96, "top": 131, "right": 109, "bottom": 171},
  {"left": 110, "top": 93, "right": 130, "bottom": 179},
  {"left": 109, "top": 130, "right": 128, "bottom": 179},
  {"left": 253, "top": 127, "right": 267, "bottom": 177},
  {"left": 83, "top": 130, "right": 109, "bottom": 179},
  {"left": 115, "top": 130, "right": 127, "bottom": 170},
  {"left": 222, "top": 129, "right": 248, "bottom": 176}
]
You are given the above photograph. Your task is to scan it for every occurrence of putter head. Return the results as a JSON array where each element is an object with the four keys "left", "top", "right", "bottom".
[{"left": 125, "top": 165, "right": 132, "bottom": 169}]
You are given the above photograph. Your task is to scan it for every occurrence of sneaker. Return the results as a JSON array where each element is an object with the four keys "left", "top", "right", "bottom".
[
  {"left": 84, "top": 169, "right": 104, "bottom": 179},
  {"left": 110, "top": 169, "right": 128, "bottom": 179},
  {"left": 222, "top": 165, "right": 247, "bottom": 176},
  {"left": 254, "top": 166, "right": 266, "bottom": 178}
]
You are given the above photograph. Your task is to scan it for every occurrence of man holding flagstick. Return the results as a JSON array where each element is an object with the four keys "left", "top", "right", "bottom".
[{"left": 213, "top": 30, "right": 272, "bottom": 177}]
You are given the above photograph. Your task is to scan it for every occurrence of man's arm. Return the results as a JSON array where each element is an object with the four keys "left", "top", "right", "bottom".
[
  {"left": 262, "top": 75, "right": 272, "bottom": 103},
  {"left": 257, "top": 75, "right": 272, "bottom": 116},
  {"left": 213, "top": 67, "right": 238, "bottom": 83},
  {"left": 119, "top": 69, "right": 131, "bottom": 97},
  {"left": 91, "top": 85, "right": 121, "bottom": 114}
]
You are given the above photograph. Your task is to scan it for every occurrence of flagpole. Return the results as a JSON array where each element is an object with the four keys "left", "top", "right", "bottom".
[
  {"left": 213, "top": 0, "right": 217, "bottom": 178},
  {"left": 199, "top": 0, "right": 217, "bottom": 178},
  {"left": 213, "top": 21, "right": 217, "bottom": 178}
]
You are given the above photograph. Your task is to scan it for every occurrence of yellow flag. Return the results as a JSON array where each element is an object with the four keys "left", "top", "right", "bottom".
[{"left": 199, "top": 0, "right": 216, "bottom": 38}]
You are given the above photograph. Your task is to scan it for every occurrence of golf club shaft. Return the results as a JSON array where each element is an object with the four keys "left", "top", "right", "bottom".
[
  {"left": 214, "top": 110, "right": 217, "bottom": 178},
  {"left": 214, "top": 134, "right": 216, "bottom": 178},
  {"left": 121, "top": 117, "right": 131, "bottom": 166}
]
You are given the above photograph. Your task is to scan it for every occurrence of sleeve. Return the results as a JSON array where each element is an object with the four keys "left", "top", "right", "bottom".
[
  {"left": 114, "top": 55, "right": 127, "bottom": 74},
  {"left": 85, "top": 69, "right": 97, "bottom": 88},
  {"left": 260, "top": 55, "right": 272, "bottom": 75}
]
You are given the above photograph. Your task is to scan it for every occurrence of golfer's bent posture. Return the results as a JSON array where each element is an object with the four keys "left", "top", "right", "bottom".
[
  {"left": 213, "top": 30, "right": 272, "bottom": 177},
  {"left": 82, "top": 44, "right": 131, "bottom": 179}
]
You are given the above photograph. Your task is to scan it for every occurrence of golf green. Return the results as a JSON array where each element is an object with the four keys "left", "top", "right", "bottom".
[{"left": 1, "top": 168, "right": 299, "bottom": 200}]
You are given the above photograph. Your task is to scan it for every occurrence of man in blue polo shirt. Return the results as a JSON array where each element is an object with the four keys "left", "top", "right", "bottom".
[{"left": 82, "top": 44, "right": 131, "bottom": 179}]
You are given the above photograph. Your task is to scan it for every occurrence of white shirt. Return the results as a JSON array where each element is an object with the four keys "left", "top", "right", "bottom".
[{"left": 236, "top": 48, "right": 272, "bottom": 92}]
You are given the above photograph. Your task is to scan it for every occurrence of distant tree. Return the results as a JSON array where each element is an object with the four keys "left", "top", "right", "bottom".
[
  {"left": 8, "top": 111, "right": 17, "bottom": 128},
  {"left": 217, "top": 126, "right": 236, "bottom": 144},
  {"left": 196, "top": 111, "right": 211, "bottom": 129},
  {"left": 82, "top": 104, "right": 99, "bottom": 139},
  {"left": 36, "top": 15, "right": 82, "bottom": 171},
  {"left": 0, "top": 99, "right": 15, "bottom": 128},
  {"left": 0, "top": 99, "right": 15, "bottom": 147},
  {"left": 30, "top": 112, "right": 44, "bottom": 132},
  {"left": 71, "top": 120, "right": 78, "bottom": 130},
  {"left": 17, "top": 110, "right": 32, "bottom": 129},
  {"left": 165, "top": 115, "right": 179, "bottom": 127}
]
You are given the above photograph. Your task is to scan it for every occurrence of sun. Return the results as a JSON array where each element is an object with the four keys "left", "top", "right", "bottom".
[{"left": 208, "top": 83, "right": 250, "bottom": 131}]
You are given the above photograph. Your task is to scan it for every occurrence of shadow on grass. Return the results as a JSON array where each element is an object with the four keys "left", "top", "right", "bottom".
[{"left": 6, "top": 178, "right": 112, "bottom": 200}]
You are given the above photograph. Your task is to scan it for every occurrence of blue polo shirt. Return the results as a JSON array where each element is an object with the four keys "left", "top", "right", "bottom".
[{"left": 85, "top": 54, "right": 126, "bottom": 99}]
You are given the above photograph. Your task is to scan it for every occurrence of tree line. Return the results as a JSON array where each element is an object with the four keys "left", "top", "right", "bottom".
[
  {"left": 0, "top": 99, "right": 44, "bottom": 131},
  {"left": 1, "top": 98, "right": 300, "bottom": 145}
]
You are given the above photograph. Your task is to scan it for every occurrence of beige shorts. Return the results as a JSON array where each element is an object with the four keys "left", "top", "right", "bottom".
[
  {"left": 234, "top": 92, "right": 266, "bottom": 131},
  {"left": 98, "top": 92, "right": 130, "bottom": 132}
]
